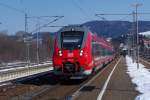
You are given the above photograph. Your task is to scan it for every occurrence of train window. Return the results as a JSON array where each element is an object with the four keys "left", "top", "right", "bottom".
[
  {"left": 148, "top": 44, "right": 150, "bottom": 48},
  {"left": 101, "top": 48, "right": 105, "bottom": 56},
  {"left": 92, "top": 41, "right": 101, "bottom": 56},
  {"left": 61, "top": 31, "right": 84, "bottom": 49},
  {"left": 92, "top": 42, "right": 97, "bottom": 55}
]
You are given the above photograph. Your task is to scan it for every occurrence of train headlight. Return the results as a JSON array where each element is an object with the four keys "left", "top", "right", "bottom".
[
  {"left": 80, "top": 50, "right": 83, "bottom": 56},
  {"left": 58, "top": 50, "right": 62, "bottom": 56}
]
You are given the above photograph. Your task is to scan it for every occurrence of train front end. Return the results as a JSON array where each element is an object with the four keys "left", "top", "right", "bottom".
[{"left": 52, "top": 25, "right": 93, "bottom": 79}]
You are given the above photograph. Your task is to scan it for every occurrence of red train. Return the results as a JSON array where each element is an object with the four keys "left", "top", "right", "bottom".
[{"left": 52, "top": 25, "right": 114, "bottom": 79}]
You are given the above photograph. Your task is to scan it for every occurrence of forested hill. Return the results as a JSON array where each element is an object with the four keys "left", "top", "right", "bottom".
[{"left": 83, "top": 20, "right": 150, "bottom": 38}]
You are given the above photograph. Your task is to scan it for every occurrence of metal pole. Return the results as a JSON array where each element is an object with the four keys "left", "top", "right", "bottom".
[
  {"left": 133, "top": 3, "right": 142, "bottom": 68},
  {"left": 25, "top": 13, "right": 28, "bottom": 32},
  {"left": 36, "top": 22, "right": 40, "bottom": 64},
  {"left": 25, "top": 13, "right": 30, "bottom": 65},
  {"left": 127, "top": 34, "right": 130, "bottom": 56},
  {"left": 136, "top": 5, "right": 139, "bottom": 68},
  {"left": 27, "top": 42, "right": 30, "bottom": 64},
  {"left": 132, "top": 11, "right": 136, "bottom": 63},
  {"left": 37, "top": 32, "right": 39, "bottom": 64}
]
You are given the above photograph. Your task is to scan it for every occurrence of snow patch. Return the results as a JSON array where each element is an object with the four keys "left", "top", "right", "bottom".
[
  {"left": 126, "top": 56, "right": 150, "bottom": 100},
  {"left": 139, "top": 31, "right": 150, "bottom": 37},
  {"left": 0, "top": 62, "right": 52, "bottom": 72}
]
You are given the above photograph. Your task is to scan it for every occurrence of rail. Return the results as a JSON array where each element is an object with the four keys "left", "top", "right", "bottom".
[{"left": 0, "top": 63, "right": 53, "bottom": 83}]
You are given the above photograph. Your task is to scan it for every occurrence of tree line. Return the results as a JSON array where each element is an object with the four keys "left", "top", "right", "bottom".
[{"left": 0, "top": 31, "right": 54, "bottom": 64}]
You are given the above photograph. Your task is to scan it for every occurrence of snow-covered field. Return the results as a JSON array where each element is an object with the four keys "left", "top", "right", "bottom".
[
  {"left": 126, "top": 56, "right": 150, "bottom": 100},
  {"left": 139, "top": 31, "right": 150, "bottom": 38},
  {"left": 0, "top": 61, "right": 52, "bottom": 72},
  {"left": 0, "top": 62, "right": 52, "bottom": 72},
  {"left": 139, "top": 31, "right": 150, "bottom": 36},
  {"left": 0, "top": 62, "right": 53, "bottom": 85}
]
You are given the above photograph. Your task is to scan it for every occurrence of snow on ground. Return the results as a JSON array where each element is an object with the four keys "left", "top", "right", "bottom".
[
  {"left": 139, "top": 31, "right": 150, "bottom": 37},
  {"left": 126, "top": 56, "right": 150, "bottom": 100},
  {"left": 0, "top": 62, "right": 52, "bottom": 72}
]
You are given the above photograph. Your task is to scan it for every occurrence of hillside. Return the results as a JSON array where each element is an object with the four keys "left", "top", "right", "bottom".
[
  {"left": 32, "top": 20, "right": 150, "bottom": 39},
  {"left": 83, "top": 20, "right": 150, "bottom": 38}
]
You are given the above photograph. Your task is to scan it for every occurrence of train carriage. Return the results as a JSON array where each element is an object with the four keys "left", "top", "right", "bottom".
[{"left": 52, "top": 25, "right": 114, "bottom": 79}]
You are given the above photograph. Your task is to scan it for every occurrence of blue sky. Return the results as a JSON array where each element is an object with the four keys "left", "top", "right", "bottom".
[{"left": 0, "top": 0, "right": 150, "bottom": 34}]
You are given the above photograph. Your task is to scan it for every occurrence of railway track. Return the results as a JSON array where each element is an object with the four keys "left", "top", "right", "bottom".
[
  {"left": 0, "top": 72, "right": 58, "bottom": 100},
  {"left": 0, "top": 58, "right": 119, "bottom": 100}
]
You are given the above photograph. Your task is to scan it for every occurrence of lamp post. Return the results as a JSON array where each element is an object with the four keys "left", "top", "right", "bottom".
[
  {"left": 36, "top": 20, "right": 40, "bottom": 64},
  {"left": 132, "top": 3, "right": 142, "bottom": 69}
]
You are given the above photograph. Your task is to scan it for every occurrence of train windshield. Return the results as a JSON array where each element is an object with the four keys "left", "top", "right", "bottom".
[{"left": 61, "top": 31, "right": 84, "bottom": 49}]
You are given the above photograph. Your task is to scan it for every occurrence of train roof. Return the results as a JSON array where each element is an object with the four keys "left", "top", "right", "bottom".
[
  {"left": 59, "top": 25, "right": 90, "bottom": 33},
  {"left": 92, "top": 34, "right": 113, "bottom": 51},
  {"left": 58, "top": 25, "right": 114, "bottom": 51}
]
